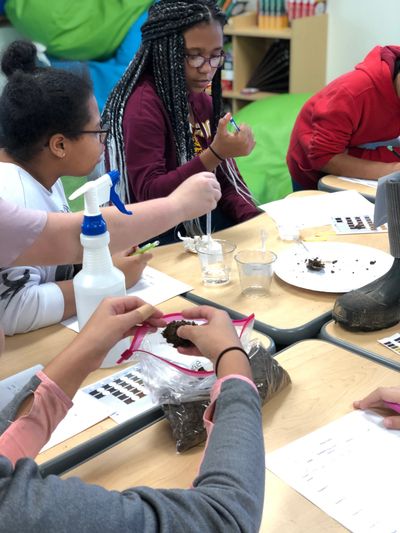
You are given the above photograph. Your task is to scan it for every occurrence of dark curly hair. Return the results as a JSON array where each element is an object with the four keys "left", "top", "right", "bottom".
[{"left": 0, "top": 40, "right": 93, "bottom": 162}]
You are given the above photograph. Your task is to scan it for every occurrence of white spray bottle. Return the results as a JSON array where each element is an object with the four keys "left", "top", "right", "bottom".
[{"left": 69, "top": 170, "right": 132, "bottom": 367}]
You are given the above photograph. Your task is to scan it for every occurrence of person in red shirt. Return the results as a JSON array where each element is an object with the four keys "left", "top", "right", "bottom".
[
  {"left": 103, "top": 0, "right": 260, "bottom": 244},
  {"left": 287, "top": 45, "right": 400, "bottom": 190}
]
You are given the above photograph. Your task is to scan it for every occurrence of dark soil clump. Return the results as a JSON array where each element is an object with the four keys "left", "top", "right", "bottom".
[
  {"left": 306, "top": 257, "right": 325, "bottom": 271},
  {"left": 162, "top": 320, "right": 197, "bottom": 348}
]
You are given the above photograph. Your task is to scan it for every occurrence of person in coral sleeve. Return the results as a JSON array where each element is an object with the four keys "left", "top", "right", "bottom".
[
  {"left": 287, "top": 45, "right": 400, "bottom": 190},
  {"left": 0, "top": 302, "right": 264, "bottom": 533}
]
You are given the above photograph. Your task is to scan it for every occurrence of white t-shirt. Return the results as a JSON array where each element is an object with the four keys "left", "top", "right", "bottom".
[{"left": 0, "top": 163, "right": 73, "bottom": 335}]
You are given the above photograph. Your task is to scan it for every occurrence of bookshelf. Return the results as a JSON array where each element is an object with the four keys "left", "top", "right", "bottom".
[{"left": 223, "top": 12, "right": 328, "bottom": 112}]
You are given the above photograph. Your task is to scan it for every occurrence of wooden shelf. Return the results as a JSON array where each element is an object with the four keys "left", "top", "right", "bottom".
[
  {"left": 224, "top": 25, "right": 291, "bottom": 39},
  {"left": 222, "top": 90, "right": 277, "bottom": 101},
  {"left": 222, "top": 12, "right": 328, "bottom": 112}
]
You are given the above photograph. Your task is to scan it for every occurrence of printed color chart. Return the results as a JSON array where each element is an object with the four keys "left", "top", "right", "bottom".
[{"left": 82, "top": 363, "right": 157, "bottom": 424}]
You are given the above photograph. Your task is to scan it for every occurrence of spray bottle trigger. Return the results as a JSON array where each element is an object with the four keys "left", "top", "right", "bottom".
[{"left": 110, "top": 184, "right": 132, "bottom": 215}]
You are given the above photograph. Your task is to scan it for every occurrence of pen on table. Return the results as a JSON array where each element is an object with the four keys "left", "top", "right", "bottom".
[
  {"left": 229, "top": 116, "right": 241, "bottom": 133},
  {"left": 383, "top": 401, "right": 400, "bottom": 414},
  {"left": 130, "top": 240, "right": 160, "bottom": 255}
]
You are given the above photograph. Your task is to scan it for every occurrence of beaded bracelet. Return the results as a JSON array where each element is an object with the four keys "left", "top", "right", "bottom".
[
  {"left": 209, "top": 145, "right": 225, "bottom": 162},
  {"left": 215, "top": 346, "right": 250, "bottom": 376}
]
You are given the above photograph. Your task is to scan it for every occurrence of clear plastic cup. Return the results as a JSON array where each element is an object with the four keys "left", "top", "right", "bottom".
[
  {"left": 235, "top": 250, "right": 277, "bottom": 297},
  {"left": 195, "top": 239, "right": 236, "bottom": 286},
  {"left": 277, "top": 223, "right": 300, "bottom": 241}
]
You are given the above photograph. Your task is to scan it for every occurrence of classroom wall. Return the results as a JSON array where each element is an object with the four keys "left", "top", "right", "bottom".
[{"left": 326, "top": 0, "right": 400, "bottom": 82}]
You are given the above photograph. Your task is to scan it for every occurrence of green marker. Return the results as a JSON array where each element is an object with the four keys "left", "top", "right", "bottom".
[{"left": 132, "top": 240, "right": 160, "bottom": 255}]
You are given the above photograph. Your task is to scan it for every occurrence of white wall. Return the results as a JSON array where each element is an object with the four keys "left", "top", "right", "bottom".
[{"left": 326, "top": 0, "right": 400, "bottom": 82}]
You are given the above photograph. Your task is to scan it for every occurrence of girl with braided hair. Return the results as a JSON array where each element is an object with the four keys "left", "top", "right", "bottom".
[{"left": 104, "top": 0, "right": 261, "bottom": 244}]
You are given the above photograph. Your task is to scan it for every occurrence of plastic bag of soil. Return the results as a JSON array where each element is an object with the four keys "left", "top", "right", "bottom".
[{"left": 161, "top": 339, "right": 291, "bottom": 452}]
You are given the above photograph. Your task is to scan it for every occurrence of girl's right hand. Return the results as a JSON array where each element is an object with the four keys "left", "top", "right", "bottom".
[
  {"left": 354, "top": 386, "right": 400, "bottom": 429},
  {"left": 211, "top": 112, "right": 255, "bottom": 159},
  {"left": 170, "top": 171, "right": 221, "bottom": 221},
  {"left": 73, "top": 296, "right": 166, "bottom": 370},
  {"left": 176, "top": 306, "right": 252, "bottom": 379}
]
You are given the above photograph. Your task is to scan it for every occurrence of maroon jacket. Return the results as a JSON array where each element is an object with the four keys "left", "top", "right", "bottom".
[{"left": 122, "top": 74, "right": 259, "bottom": 225}]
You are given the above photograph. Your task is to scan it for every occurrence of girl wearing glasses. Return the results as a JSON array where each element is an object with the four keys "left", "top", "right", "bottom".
[
  {"left": 104, "top": 0, "right": 260, "bottom": 244},
  {"left": 0, "top": 40, "right": 220, "bottom": 335}
]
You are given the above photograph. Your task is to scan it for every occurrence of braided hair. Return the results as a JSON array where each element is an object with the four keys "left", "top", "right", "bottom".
[{"left": 104, "top": 0, "right": 253, "bottom": 234}]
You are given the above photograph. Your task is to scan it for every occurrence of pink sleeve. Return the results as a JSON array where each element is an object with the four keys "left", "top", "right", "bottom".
[
  {"left": 0, "top": 198, "right": 47, "bottom": 267},
  {"left": 0, "top": 371, "right": 72, "bottom": 466},
  {"left": 203, "top": 375, "right": 258, "bottom": 436}
]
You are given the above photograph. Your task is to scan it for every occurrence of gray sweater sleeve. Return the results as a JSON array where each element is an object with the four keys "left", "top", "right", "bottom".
[
  {"left": 0, "top": 375, "right": 41, "bottom": 434},
  {"left": 0, "top": 378, "right": 264, "bottom": 533}
]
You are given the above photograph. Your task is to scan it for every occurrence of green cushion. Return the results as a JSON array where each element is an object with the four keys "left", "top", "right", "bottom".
[
  {"left": 5, "top": 0, "right": 153, "bottom": 60},
  {"left": 234, "top": 93, "right": 312, "bottom": 204}
]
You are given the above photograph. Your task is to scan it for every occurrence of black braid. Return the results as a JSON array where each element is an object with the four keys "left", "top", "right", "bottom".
[{"left": 103, "top": 0, "right": 226, "bottom": 203}]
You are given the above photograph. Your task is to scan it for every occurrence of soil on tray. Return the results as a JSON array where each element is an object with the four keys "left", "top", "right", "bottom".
[
  {"left": 162, "top": 320, "right": 197, "bottom": 348},
  {"left": 305, "top": 257, "right": 325, "bottom": 271}
]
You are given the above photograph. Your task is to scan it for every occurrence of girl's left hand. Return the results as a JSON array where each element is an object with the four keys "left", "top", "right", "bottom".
[
  {"left": 112, "top": 247, "right": 152, "bottom": 289},
  {"left": 211, "top": 113, "right": 256, "bottom": 159}
]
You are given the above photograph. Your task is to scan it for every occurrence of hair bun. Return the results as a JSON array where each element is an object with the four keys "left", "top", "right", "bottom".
[{"left": 1, "top": 40, "right": 37, "bottom": 77}]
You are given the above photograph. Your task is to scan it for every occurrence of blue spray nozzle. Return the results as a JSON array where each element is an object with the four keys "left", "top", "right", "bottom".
[{"left": 108, "top": 170, "right": 132, "bottom": 215}]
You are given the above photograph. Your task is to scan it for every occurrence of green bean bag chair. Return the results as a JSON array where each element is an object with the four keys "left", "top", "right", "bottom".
[
  {"left": 5, "top": 0, "right": 153, "bottom": 60},
  {"left": 234, "top": 93, "right": 312, "bottom": 204}
]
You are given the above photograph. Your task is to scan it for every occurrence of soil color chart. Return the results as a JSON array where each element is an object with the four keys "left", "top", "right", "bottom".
[
  {"left": 82, "top": 363, "right": 157, "bottom": 424},
  {"left": 378, "top": 332, "right": 400, "bottom": 356},
  {"left": 331, "top": 215, "right": 387, "bottom": 235}
]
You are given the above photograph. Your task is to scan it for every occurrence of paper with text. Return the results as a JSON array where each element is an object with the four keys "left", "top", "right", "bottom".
[
  {"left": 266, "top": 410, "right": 400, "bottom": 532},
  {"left": 339, "top": 177, "right": 378, "bottom": 189},
  {"left": 40, "top": 390, "right": 113, "bottom": 452},
  {"left": 260, "top": 191, "right": 374, "bottom": 229}
]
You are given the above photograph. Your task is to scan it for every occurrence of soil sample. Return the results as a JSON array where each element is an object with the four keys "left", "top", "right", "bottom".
[
  {"left": 306, "top": 257, "right": 325, "bottom": 271},
  {"left": 162, "top": 320, "right": 197, "bottom": 348}
]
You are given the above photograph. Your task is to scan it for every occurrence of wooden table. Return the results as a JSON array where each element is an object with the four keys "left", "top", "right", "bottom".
[
  {"left": 318, "top": 175, "right": 377, "bottom": 202},
  {"left": 64, "top": 339, "right": 400, "bottom": 532},
  {"left": 150, "top": 210, "right": 389, "bottom": 345},
  {"left": 2, "top": 296, "right": 273, "bottom": 474},
  {"left": 321, "top": 319, "right": 400, "bottom": 371}
]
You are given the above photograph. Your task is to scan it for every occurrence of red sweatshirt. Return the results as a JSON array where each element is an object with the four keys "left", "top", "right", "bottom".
[
  {"left": 287, "top": 46, "right": 400, "bottom": 189},
  {"left": 122, "top": 74, "right": 259, "bottom": 223}
]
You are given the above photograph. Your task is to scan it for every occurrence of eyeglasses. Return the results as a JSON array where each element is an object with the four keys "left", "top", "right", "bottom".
[
  {"left": 184, "top": 52, "right": 225, "bottom": 69},
  {"left": 75, "top": 123, "right": 110, "bottom": 144},
  {"left": 44, "top": 123, "right": 110, "bottom": 147}
]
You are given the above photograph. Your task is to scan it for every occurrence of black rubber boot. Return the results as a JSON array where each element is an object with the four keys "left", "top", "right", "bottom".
[
  {"left": 332, "top": 179, "right": 400, "bottom": 331},
  {"left": 332, "top": 257, "right": 399, "bottom": 331}
]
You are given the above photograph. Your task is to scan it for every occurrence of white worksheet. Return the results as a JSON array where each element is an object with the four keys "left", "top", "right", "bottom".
[
  {"left": 81, "top": 363, "right": 158, "bottom": 424},
  {"left": 0, "top": 365, "right": 43, "bottom": 410},
  {"left": 62, "top": 266, "right": 192, "bottom": 332},
  {"left": 259, "top": 190, "right": 374, "bottom": 229},
  {"left": 331, "top": 214, "right": 387, "bottom": 234},
  {"left": 266, "top": 410, "right": 400, "bottom": 532},
  {"left": 40, "top": 390, "right": 113, "bottom": 452},
  {"left": 339, "top": 177, "right": 378, "bottom": 189}
]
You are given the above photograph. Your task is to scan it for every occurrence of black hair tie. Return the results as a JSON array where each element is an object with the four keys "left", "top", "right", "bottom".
[
  {"left": 215, "top": 346, "right": 249, "bottom": 376},
  {"left": 209, "top": 144, "right": 225, "bottom": 162}
]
